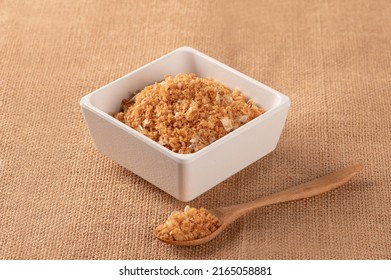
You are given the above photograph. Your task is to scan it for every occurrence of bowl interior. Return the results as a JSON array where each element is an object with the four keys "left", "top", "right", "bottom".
[{"left": 88, "top": 49, "right": 282, "bottom": 115}]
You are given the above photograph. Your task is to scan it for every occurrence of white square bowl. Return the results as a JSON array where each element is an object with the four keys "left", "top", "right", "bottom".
[{"left": 80, "top": 47, "right": 290, "bottom": 201}]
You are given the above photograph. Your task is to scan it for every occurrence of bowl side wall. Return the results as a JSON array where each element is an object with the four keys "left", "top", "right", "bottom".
[
  {"left": 180, "top": 104, "right": 290, "bottom": 201},
  {"left": 81, "top": 106, "right": 184, "bottom": 199}
]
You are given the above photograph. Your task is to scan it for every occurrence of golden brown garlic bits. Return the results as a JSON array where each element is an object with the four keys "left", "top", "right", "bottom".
[
  {"left": 113, "top": 74, "right": 264, "bottom": 154},
  {"left": 155, "top": 206, "right": 221, "bottom": 241}
]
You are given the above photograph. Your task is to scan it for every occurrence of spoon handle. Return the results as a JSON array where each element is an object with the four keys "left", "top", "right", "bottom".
[{"left": 224, "top": 164, "right": 363, "bottom": 221}]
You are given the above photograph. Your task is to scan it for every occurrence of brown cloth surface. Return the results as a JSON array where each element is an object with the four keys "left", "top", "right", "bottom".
[{"left": 1, "top": 0, "right": 390, "bottom": 260}]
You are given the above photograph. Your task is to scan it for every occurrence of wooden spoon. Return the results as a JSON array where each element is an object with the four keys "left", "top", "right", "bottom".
[{"left": 155, "top": 164, "right": 363, "bottom": 246}]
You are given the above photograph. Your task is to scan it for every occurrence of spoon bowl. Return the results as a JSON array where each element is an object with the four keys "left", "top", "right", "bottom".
[{"left": 155, "top": 164, "right": 363, "bottom": 246}]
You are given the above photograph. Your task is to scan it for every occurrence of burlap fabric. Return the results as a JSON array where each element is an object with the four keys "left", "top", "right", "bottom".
[{"left": 1, "top": 0, "right": 390, "bottom": 260}]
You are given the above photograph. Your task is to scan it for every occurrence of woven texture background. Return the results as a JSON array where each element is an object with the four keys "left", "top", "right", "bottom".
[{"left": 1, "top": 0, "right": 390, "bottom": 259}]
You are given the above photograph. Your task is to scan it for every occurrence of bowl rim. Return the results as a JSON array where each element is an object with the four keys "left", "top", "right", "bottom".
[{"left": 80, "top": 46, "right": 290, "bottom": 163}]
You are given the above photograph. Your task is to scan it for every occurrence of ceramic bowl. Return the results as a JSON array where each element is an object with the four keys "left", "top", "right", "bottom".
[{"left": 80, "top": 47, "right": 290, "bottom": 201}]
